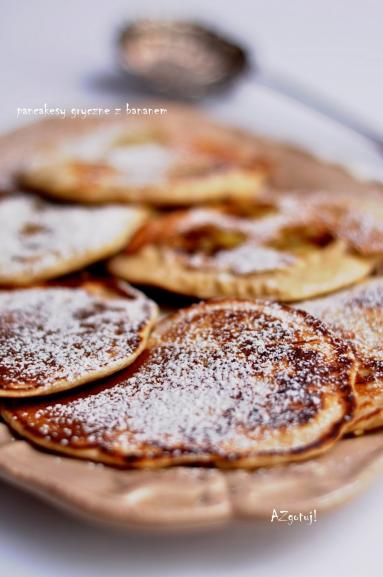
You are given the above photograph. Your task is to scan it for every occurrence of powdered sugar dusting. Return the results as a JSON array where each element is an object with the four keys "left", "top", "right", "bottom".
[
  {"left": 107, "top": 143, "right": 176, "bottom": 185},
  {"left": 148, "top": 192, "right": 383, "bottom": 275},
  {"left": 0, "top": 195, "right": 141, "bottom": 281},
  {"left": 270, "top": 189, "right": 383, "bottom": 256},
  {"left": 188, "top": 242, "right": 296, "bottom": 274},
  {"left": 298, "top": 278, "right": 383, "bottom": 378},
  {"left": 135, "top": 206, "right": 324, "bottom": 277},
  {"left": 11, "top": 302, "right": 354, "bottom": 461},
  {"left": 338, "top": 209, "right": 383, "bottom": 255},
  {"left": 0, "top": 286, "right": 154, "bottom": 391}
]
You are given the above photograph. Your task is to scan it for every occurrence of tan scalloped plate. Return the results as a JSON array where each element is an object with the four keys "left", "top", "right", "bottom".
[
  {"left": 1, "top": 424, "right": 383, "bottom": 530},
  {"left": 1, "top": 105, "right": 383, "bottom": 530}
]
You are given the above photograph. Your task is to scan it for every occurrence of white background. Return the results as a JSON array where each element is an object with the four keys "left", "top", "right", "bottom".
[{"left": 0, "top": 1, "right": 383, "bottom": 576}]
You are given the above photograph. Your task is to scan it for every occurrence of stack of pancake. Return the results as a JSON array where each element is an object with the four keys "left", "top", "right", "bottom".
[{"left": 1, "top": 109, "right": 382, "bottom": 469}]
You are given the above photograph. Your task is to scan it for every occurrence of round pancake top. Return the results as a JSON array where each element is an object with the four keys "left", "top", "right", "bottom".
[
  {"left": 127, "top": 207, "right": 303, "bottom": 275},
  {"left": 299, "top": 278, "right": 383, "bottom": 379},
  {"left": 20, "top": 117, "right": 267, "bottom": 209},
  {"left": 0, "top": 280, "right": 157, "bottom": 394},
  {"left": 4, "top": 300, "right": 356, "bottom": 465},
  {"left": 271, "top": 189, "right": 383, "bottom": 256},
  {"left": 25, "top": 119, "right": 264, "bottom": 180},
  {"left": 0, "top": 195, "right": 144, "bottom": 282}
]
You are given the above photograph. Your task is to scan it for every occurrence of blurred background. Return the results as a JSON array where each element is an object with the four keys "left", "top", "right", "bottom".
[
  {"left": 1, "top": 0, "right": 383, "bottom": 176},
  {"left": 1, "top": 1, "right": 383, "bottom": 576}
]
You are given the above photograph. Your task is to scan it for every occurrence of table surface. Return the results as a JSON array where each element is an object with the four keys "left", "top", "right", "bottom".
[{"left": 1, "top": 1, "right": 382, "bottom": 576}]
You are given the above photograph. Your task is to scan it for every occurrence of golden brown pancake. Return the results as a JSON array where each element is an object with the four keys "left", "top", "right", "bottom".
[
  {"left": 297, "top": 278, "right": 383, "bottom": 433},
  {"left": 19, "top": 116, "right": 267, "bottom": 206},
  {"left": 0, "top": 279, "right": 158, "bottom": 397},
  {"left": 108, "top": 206, "right": 373, "bottom": 301},
  {"left": 2, "top": 300, "right": 356, "bottom": 468},
  {"left": 0, "top": 194, "right": 147, "bottom": 286},
  {"left": 263, "top": 188, "right": 383, "bottom": 258}
]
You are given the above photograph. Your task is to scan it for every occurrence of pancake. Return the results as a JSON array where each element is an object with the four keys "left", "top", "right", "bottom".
[
  {"left": 0, "top": 194, "right": 147, "bottom": 286},
  {"left": 108, "top": 206, "right": 373, "bottom": 301},
  {"left": 0, "top": 279, "right": 158, "bottom": 397},
  {"left": 19, "top": 116, "right": 267, "bottom": 206},
  {"left": 263, "top": 188, "right": 383, "bottom": 258},
  {"left": 297, "top": 278, "right": 383, "bottom": 433},
  {"left": 2, "top": 300, "right": 356, "bottom": 468}
]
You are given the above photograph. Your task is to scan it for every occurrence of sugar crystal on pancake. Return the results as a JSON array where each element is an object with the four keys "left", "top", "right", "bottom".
[
  {"left": 109, "top": 206, "right": 372, "bottom": 301},
  {"left": 297, "top": 278, "right": 383, "bottom": 433},
  {"left": 0, "top": 194, "right": 147, "bottom": 286},
  {"left": 2, "top": 300, "right": 356, "bottom": 467},
  {"left": 20, "top": 114, "right": 267, "bottom": 206},
  {"left": 0, "top": 279, "right": 157, "bottom": 397}
]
